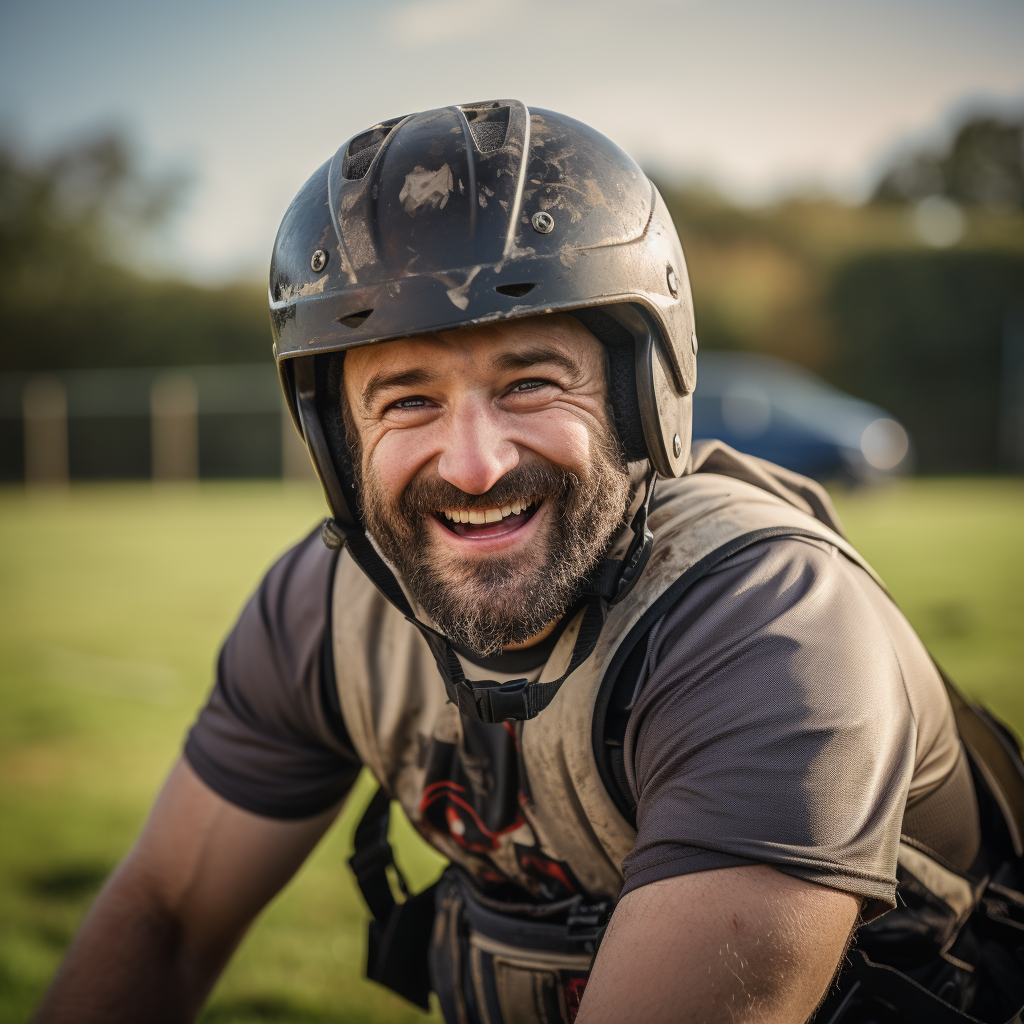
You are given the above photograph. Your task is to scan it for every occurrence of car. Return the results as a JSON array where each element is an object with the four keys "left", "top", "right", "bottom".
[{"left": 691, "top": 351, "right": 913, "bottom": 483}]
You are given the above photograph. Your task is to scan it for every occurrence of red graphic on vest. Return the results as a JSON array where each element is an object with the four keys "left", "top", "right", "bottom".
[
  {"left": 420, "top": 779, "right": 523, "bottom": 853},
  {"left": 418, "top": 719, "right": 527, "bottom": 855},
  {"left": 514, "top": 843, "right": 583, "bottom": 899}
]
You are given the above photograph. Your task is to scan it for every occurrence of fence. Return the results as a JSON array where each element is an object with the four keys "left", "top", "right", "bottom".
[{"left": 0, "top": 364, "right": 314, "bottom": 484}]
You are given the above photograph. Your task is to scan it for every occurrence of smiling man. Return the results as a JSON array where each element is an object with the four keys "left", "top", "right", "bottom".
[{"left": 35, "top": 102, "right": 1024, "bottom": 1024}]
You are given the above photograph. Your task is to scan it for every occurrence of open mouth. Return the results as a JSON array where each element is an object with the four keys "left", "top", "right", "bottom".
[{"left": 436, "top": 496, "right": 543, "bottom": 539}]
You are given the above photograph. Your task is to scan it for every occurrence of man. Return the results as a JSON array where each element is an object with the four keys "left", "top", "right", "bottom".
[{"left": 36, "top": 102, "right": 1024, "bottom": 1024}]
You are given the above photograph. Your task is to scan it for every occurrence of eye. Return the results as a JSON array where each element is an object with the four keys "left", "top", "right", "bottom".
[
  {"left": 390, "top": 396, "right": 430, "bottom": 410},
  {"left": 510, "top": 379, "right": 554, "bottom": 394}
]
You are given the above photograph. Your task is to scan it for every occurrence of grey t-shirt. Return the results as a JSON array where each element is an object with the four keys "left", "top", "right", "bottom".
[{"left": 185, "top": 526, "right": 973, "bottom": 913}]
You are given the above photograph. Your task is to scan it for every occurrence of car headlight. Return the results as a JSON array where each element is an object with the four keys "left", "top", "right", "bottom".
[{"left": 861, "top": 418, "right": 910, "bottom": 470}]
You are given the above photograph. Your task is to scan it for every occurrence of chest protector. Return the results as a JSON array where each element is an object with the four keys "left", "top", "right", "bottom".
[
  {"left": 334, "top": 467, "right": 872, "bottom": 900},
  {"left": 333, "top": 455, "right": 1024, "bottom": 1024}
]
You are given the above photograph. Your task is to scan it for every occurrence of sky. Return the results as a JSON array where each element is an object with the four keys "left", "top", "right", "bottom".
[{"left": 1, "top": 0, "right": 1022, "bottom": 282}]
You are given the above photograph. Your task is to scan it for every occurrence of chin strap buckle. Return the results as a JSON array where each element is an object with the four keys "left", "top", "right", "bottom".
[{"left": 454, "top": 677, "right": 531, "bottom": 724}]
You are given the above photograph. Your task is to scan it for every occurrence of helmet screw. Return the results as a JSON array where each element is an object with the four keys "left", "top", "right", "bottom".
[
  {"left": 667, "top": 265, "right": 679, "bottom": 298},
  {"left": 531, "top": 211, "right": 555, "bottom": 234},
  {"left": 673, "top": 433, "right": 682, "bottom": 458},
  {"left": 311, "top": 249, "right": 328, "bottom": 272},
  {"left": 691, "top": 331, "right": 698, "bottom": 354}
]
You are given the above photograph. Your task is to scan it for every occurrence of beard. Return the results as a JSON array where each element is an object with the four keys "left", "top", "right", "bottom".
[{"left": 357, "top": 432, "right": 632, "bottom": 657}]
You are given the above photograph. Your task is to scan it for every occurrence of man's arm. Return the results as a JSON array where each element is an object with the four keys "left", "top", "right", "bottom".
[
  {"left": 34, "top": 758, "right": 342, "bottom": 1024},
  {"left": 578, "top": 865, "right": 861, "bottom": 1024}
]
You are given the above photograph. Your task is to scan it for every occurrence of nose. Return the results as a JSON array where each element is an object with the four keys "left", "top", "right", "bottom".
[{"left": 436, "top": 399, "right": 519, "bottom": 495}]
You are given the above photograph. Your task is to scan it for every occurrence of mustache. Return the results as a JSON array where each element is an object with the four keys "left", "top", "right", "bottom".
[{"left": 400, "top": 460, "right": 576, "bottom": 515}]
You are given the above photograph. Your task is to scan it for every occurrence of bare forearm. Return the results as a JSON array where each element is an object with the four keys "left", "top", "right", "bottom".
[
  {"left": 33, "top": 871, "right": 224, "bottom": 1024},
  {"left": 34, "top": 761, "right": 341, "bottom": 1023}
]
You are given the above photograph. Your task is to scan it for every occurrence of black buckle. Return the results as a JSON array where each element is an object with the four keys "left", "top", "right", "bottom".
[
  {"left": 348, "top": 835, "right": 394, "bottom": 885},
  {"left": 456, "top": 678, "right": 530, "bottom": 724}
]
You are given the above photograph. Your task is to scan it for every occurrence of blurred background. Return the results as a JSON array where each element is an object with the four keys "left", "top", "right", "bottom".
[{"left": 0, "top": 1, "right": 1022, "bottom": 1021}]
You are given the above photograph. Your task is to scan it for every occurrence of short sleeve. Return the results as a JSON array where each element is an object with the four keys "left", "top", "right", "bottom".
[
  {"left": 184, "top": 527, "right": 362, "bottom": 819},
  {"left": 621, "top": 537, "right": 923, "bottom": 915}
]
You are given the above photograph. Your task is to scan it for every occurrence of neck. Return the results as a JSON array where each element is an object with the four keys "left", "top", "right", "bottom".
[{"left": 503, "top": 617, "right": 560, "bottom": 651}]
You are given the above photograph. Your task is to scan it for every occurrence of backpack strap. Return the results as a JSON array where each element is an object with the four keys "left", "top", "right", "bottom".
[{"left": 348, "top": 787, "right": 436, "bottom": 1009}]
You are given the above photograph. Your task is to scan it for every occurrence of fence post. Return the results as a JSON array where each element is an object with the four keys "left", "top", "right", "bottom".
[
  {"left": 281, "top": 397, "right": 315, "bottom": 480},
  {"left": 151, "top": 373, "right": 199, "bottom": 481},
  {"left": 1001, "top": 309, "right": 1024, "bottom": 474},
  {"left": 23, "top": 375, "right": 69, "bottom": 486}
]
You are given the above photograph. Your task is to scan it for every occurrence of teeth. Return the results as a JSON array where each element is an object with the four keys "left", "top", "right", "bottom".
[{"left": 441, "top": 496, "right": 541, "bottom": 525}]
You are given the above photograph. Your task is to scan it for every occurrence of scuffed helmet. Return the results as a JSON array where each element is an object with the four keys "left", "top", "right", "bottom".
[{"left": 270, "top": 100, "right": 697, "bottom": 526}]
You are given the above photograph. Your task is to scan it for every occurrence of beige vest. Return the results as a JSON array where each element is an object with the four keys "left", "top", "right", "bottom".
[{"left": 333, "top": 446, "right": 879, "bottom": 900}]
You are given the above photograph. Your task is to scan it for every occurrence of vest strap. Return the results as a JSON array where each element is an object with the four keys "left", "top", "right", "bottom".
[{"left": 348, "top": 787, "right": 436, "bottom": 1010}]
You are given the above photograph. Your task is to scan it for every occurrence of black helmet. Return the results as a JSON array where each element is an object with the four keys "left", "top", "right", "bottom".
[
  {"left": 270, "top": 99, "right": 696, "bottom": 529},
  {"left": 269, "top": 100, "right": 698, "bottom": 723}
]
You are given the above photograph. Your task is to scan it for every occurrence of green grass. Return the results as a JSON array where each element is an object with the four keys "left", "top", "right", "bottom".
[
  {"left": 829, "top": 478, "right": 1024, "bottom": 729},
  {"left": 0, "top": 478, "right": 1021, "bottom": 1023}
]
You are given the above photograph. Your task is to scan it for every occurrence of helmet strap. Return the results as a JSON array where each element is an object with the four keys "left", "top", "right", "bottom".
[{"left": 322, "top": 469, "right": 658, "bottom": 724}]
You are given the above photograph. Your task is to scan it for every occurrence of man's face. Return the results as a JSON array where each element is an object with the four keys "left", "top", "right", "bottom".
[{"left": 343, "top": 313, "right": 632, "bottom": 656}]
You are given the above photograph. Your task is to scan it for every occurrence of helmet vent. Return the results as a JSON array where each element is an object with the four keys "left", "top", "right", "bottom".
[
  {"left": 462, "top": 103, "right": 510, "bottom": 153},
  {"left": 342, "top": 117, "right": 402, "bottom": 180},
  {"left": 335, "top": 309, "right": 374, "bottom": 329},
  {"left": 494, "top": 282, "right": 536, "bottom": 298}
]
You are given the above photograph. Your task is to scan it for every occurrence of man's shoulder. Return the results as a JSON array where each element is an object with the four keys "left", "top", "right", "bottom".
[
  {"left": 631, "top": 527, "right": 954, "bottom": 780},
  {"left": 183, "top": 521, "right": 358, "bottom": 820},
  {"left": 253, "top": 523, "right": 337, "bottom": 621},
  {"left": 661, "top": 531, "right": 875, "bottom": 635},
  {"left": 217, "top": 523, "right": 339, "bottom": 707},
  {"left": 642, "top": 531, "right": 914, "bottom": 711}
]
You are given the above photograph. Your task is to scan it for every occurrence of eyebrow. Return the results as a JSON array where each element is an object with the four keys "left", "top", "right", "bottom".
[
  {"left": 360, "top": 368, "right": 439, "bottom": 410},
  {"left": 491, "top": 345, "right": 583, "bottom": 381},
  {"left": 359, "top": 344, "right": 583, "bottom": 409}
]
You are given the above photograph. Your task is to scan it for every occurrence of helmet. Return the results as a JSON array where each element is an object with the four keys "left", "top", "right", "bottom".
[{"left": 270, "top": 99, "right": 697, "bottom": 528}]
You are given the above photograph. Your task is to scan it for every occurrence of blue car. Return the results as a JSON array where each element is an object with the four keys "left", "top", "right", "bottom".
[{"left": 691, "top": 351, "right": 913, "bottom": 483}]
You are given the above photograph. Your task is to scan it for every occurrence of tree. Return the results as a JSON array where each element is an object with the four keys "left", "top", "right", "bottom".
[
  {"left": 0, "top": 131, "right": 268, "bottom": 371},
  {"left": 873, "top": 114, "right": 1024, "bottom": 210}
]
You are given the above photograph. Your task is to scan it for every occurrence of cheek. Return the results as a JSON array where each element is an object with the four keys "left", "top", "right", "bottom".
[
  {"left": 513, "top": 411, "right": 595, "bottom": 468},
  {"left": 364, "top": 428, "right": 438, "bottom": 498}
]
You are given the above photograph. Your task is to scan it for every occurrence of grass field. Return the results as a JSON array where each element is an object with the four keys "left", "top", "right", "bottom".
[{"left": 0, "top": 478, "right": 1021, "bottom": 1024}]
